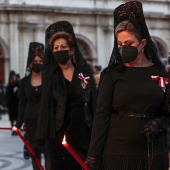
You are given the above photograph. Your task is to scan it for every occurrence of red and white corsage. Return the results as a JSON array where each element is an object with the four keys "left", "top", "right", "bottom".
[
  {"left": 151, "top": 75, "right": 169, "bottom": 92},
  {"left": 78, "top": 73, "right": 91, "bottom": 89}
]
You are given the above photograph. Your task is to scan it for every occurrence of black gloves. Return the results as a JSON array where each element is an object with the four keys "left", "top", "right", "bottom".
[
  {"left": 84, "top": 156, "right": 102, "bottom": 170},
  {"left": 84, "top": 156, "right": 95, "bottom": 169},
  {"left": 141, "top": 118, "right": 162, "bottom": 136}
]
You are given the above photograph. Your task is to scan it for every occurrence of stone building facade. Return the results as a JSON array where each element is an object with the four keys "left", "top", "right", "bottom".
[{"left": 0, "top": 0, "right": 169, "bottom": 83}]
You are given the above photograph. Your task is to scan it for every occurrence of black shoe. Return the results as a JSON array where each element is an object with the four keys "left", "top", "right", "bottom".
[
  {"left": 23, "top": 145, "right": 30, "bottom": 159},
  {"left": 11, "top": 131, "right": 17, "bottom": 136}
]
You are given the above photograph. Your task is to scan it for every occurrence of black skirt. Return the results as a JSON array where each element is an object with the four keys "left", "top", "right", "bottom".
[{"left": 103, "top": 153, "right": 169, "bottom": 170}]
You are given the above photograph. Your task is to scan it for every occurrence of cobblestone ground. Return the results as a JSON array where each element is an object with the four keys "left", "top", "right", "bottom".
[{"left": 0, "top": 113, "right": 45, "bottom": 170}]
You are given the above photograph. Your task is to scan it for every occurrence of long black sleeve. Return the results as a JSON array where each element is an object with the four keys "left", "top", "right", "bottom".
[
  {"left": 158, "top": 70, "right": 170, "bottom": 129},
  {"left": 88, "top": 71, "right": 114, "bottom": 156},
  {"left": 16, "top": 80, "right": 26, "bottom": 128}
]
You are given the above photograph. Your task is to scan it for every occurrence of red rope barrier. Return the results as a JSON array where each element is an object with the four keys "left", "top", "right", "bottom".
[
  {"left": 0, "top": 126, "right": 44, "bottom": 170},
  {"left": 0, "top": 127, "right": 12, "bottom": 130}
]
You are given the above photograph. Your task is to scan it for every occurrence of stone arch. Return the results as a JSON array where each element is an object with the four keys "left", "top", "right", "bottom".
[
  {"left": 0, "top": 37, "right": 9, "bottom": 84},
  {"left": 151, "top": 36, "right": 169, "bottom": 59},
  {"left": 76, "top": 34, "right": 97, "bottom": 63}
]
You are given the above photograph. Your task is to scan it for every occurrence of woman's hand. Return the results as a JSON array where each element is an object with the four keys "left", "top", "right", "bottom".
[
  {"left": 83, "top": 156, "right": 95, "bottom": 169},
  {"left": 140, "top": 118, "right": 162, "bottom": 136},
  {"left": 12, "top": 126, "right": 16, "bottom": 131}
]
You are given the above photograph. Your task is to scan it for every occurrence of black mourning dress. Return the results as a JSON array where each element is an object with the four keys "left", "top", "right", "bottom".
[
  {"left": 52, "top": 70, "right": 91, "bottom": 170},
  {"left": 88, "top": 65, "right": 169, "bottom": 170},
  {"left": 16, "top": 76, "right": 43, "bottom": 149},
  {"left": 16, "top": 76, "right": 52, "bottom": 170},
  {"left": 6, "top": 82, "right": 19, "bottom": 122}
]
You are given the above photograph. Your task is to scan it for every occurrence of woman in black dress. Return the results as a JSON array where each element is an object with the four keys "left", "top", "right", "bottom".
[
  {"left": 15, "top": 42, "right": 51, "bottom": 170},
  {"left": 0, "top": 80, "right": 6, "bottom": 120},
  {"left": 35, "top": 21, "right": 97, "bottom": 170},
  {"left": 6, "top": 70, "right": 19, "bottom": 134},
  {"left": 86, "top": 1, "right": 170, "bottom": 170}
]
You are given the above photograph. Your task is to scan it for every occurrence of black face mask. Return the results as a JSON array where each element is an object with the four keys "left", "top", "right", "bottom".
[
  {"left": 53, "top": 50, "right": 70, "bottom": 65},
  {"left": 32, "top": 63, "right": 43, "bottom": 73},
  {"left": 119, "top": 43, "right": 141, "bottom": 63}
]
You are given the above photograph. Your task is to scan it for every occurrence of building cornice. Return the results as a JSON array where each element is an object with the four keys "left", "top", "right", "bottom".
[
  {"left": 0, "top": 5, "right": 169, "bottom": 19},
  {"left": 0, "top": 5, "right": 112, "bottom": 15}
]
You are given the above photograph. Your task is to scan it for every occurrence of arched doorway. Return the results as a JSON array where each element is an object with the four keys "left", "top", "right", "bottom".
[
  {"left": 152, "top": 37, "right": 169, "bottom": 64},
  {"left": 0, "top": 43, "right": 5, "bottom": 83},
  {"left": 76, "top": 38, "right": 92, "bottom": 62}
]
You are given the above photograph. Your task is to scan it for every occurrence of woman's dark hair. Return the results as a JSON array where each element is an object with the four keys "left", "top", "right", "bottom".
[
  {"left": 49, "top": 31, "right": 74, "bottom": 51},
  {"left": 27, "top": 53, "right": 43, "bottom": 66},
  {"left": 115, "top": 21, "right": 142, "bottom": 42}
]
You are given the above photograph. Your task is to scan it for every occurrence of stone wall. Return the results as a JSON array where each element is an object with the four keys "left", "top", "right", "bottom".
[{"left": 0, "top": 0, "right": 169, "bottom": 83}]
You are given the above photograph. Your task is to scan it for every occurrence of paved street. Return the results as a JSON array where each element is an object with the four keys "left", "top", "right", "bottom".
[{"left": 0, "top": 114, "right": 44, "bottom": 170}]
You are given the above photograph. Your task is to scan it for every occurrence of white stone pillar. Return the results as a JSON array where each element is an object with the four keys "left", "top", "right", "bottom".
[
  {"left": 96, "top": 22, "right": 107, "bottom": 69},
  {"left": 9, "top": 14, "right": 19, "bottom": 74}
]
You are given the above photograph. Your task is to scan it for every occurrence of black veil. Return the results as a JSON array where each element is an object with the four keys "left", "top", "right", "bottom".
[
  {"left": 44, "top": 21, "right": 91, "bottom": 71},
  {"left": 106, "top": 1, "right": 164, "bottom": 73},
  {"left": 25, "top": 42, "right": 44, "bottom": 76},
  {"left": 36, "top": 21, "right": 97, "bottom": 139}
]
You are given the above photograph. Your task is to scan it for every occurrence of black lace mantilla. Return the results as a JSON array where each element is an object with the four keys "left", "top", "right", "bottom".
[
  {"left": 114, "top": 1, "right": 142, "bottom": 27},
  {"left": 26, "top": 42, "right": 44, "bottom": 76},
  {"left": 28, "top": 42, "right": 44, "bottom": 57},
  {"left": 106, "top": 1, "right": 164, "bottom": 70},
  {"left": 44, "top": 21, "right": 88, "bottom": 69},
  {"left": 45, "top": 21, "right": 74, "bottom": 44}
]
